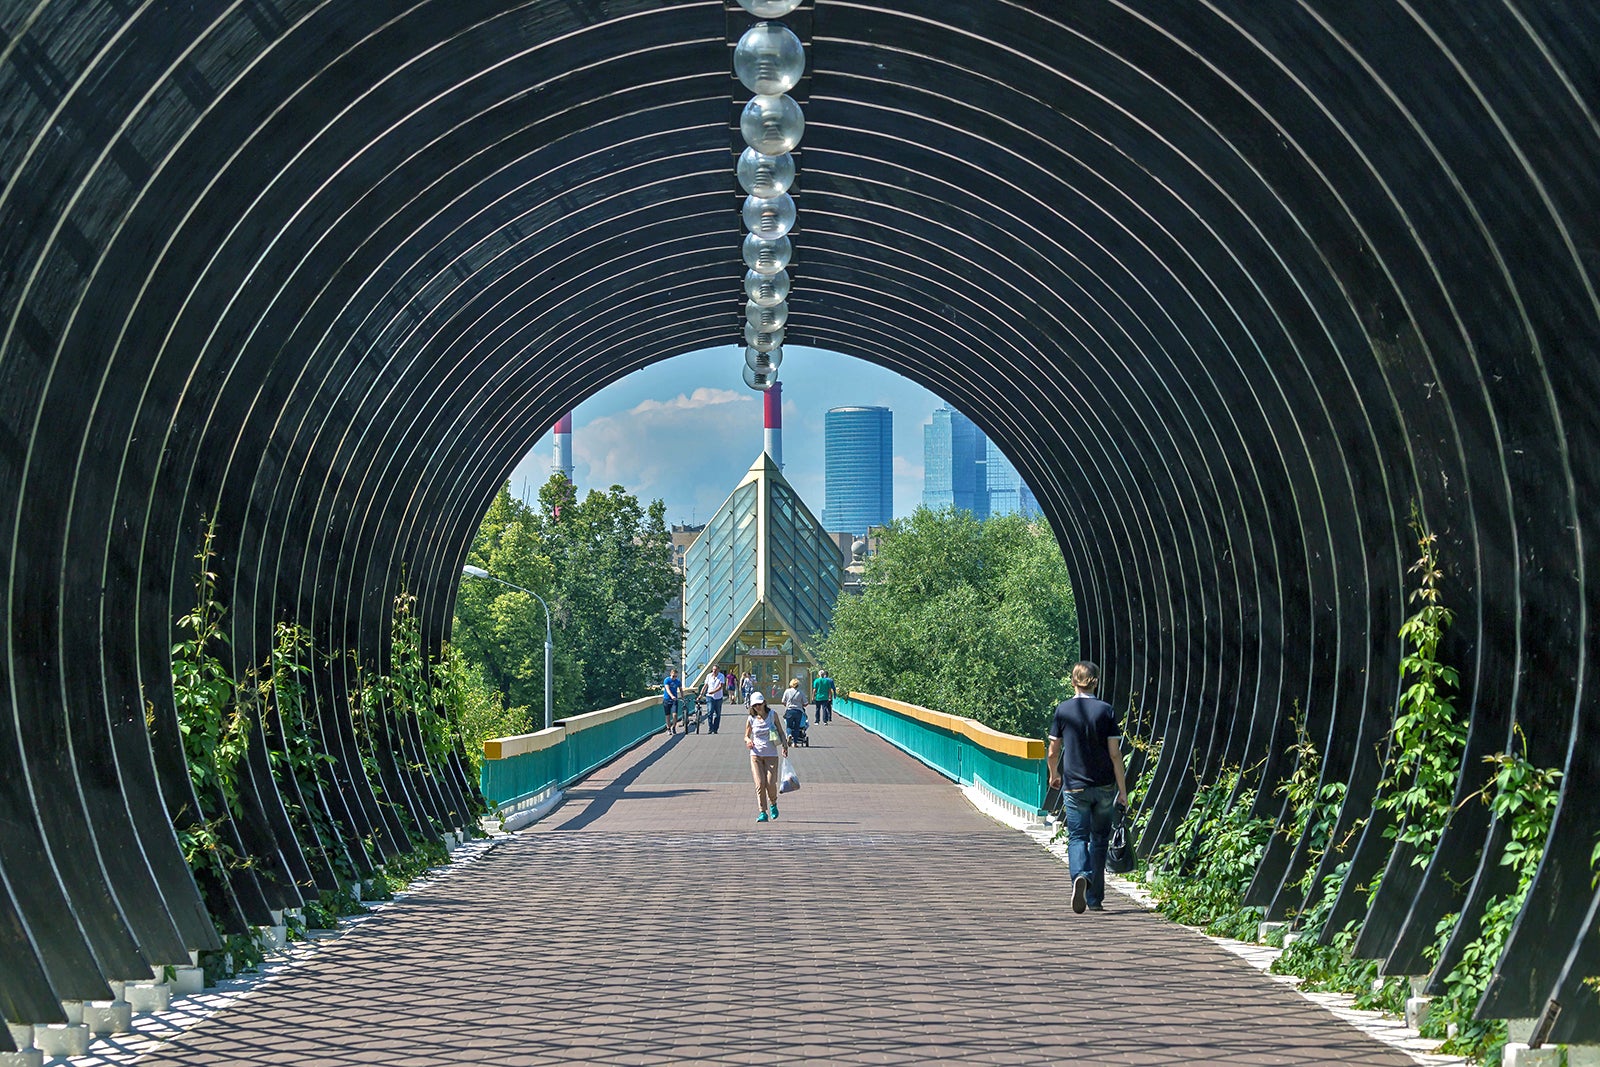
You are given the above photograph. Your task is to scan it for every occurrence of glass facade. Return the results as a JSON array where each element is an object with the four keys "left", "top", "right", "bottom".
[
  {"left": 921, "top": 405, "right": 1038, "bottom": 520},
  {"left": 923, "top": 405, "right": 989, "bottom": 518},
  {"left": 824, "top": 405, "right": 892, "bottom": 535},
  {"left": 682, "top": 453, "right": 843, "bottom": 694},
  {"left": 985, "top": 438, "right": 1040, "bottom": 519}
]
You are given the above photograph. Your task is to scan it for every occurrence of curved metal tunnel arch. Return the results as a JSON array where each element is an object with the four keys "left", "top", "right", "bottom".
[{"left": 0, "top": 0, "right": 1596, "bottom": 1045}]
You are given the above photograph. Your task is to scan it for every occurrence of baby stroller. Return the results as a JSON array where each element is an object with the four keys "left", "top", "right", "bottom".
[{"left": 784, "top": 706, "right": 810, "bottom": 747}]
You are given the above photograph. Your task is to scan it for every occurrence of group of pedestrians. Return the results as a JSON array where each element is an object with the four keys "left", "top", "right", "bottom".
[
  {"left": 660, "top": 656, "right": 1131, "bottom": 911},
  {"left": 659, "top": 665, "right": 840, "bottom": 822}
]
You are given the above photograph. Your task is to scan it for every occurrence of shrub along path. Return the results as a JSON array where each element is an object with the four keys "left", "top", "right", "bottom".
[{"left": 133, "top": 714, "right": 1416, "bottom": 1065}]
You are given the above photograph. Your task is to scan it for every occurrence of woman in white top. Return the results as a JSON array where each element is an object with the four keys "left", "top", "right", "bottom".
[{"left": 743, "top": 692, "right": 790, "bottom": 822}]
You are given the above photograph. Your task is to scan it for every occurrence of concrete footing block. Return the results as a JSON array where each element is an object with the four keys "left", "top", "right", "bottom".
[
  {"left": 3, "top": 1025, "right": 42, "bottom": 1066},
  {"left": 84, "top": 999, "right": 132, "bottom": 1034},
  {"left": 1502, "top": 1044, "right": 1562, "bottom": 1067},
  {"left": 1566, "top": 1046, "right": 1600, "bottom": 1067},
  {"left": 1405, "top": 996, "right": 1430, "bottom": 1031},
  {"left": 169, "top": 966, "right": 204, "bottom": 995},
  {"left": 1281, "top": 931, "right": 1301, "bottom": 947},
  {"left": 124, "top": 981, "right": 171, "bottom": 1013},
  {"left": 32, "top": 1024, "right": 89, "bottom": 1058},
  {"left": 261, "top": 924, "right": 287, "bottom": 952},
  {"left": 1257, "top": 920, "right": 1287, "bottom": 943},
  {"left": 1509, "top": 1019, "right": 1537, "bottom": 1044}
]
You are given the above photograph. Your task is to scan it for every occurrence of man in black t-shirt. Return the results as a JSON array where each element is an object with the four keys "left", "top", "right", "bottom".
[{"left": 1047, "top": 661, "right": 1129, "bottom": 914}]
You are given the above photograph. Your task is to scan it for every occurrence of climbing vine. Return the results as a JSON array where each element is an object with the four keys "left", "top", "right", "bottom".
[
  {"left": 265, "top": 621, "right": 356, "bottom": 885},
  {"left": 163, "top": 526, "right": 471, "bottom": 968},
  {"left": 388, "top": 587, "right": 455, "bottom": 769},
  {"left": 1139, "top": 764, "right": 1274, "bottom": 941},
  {"left": 1278, "top": 704, "right": 1348, "bottom": 877},
  {"left": 169, "top": 519, "right": 253, "bottom": 877},
  {"left": 1375, "top": 509, "right": 1466, "bottom": 865},
  {"left": 1421, "top": 728, "right": 1561, "bottom": 1063}
]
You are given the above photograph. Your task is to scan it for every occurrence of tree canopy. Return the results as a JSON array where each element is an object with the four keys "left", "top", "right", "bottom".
[
  {"left": 815, "top": 507, "right": 1078, "bottom": 738},
  {"left": 452, "top": 475, "right": 678, "bottom": 721}
]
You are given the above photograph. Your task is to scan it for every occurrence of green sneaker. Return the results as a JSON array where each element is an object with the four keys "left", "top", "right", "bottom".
[
  {"left": 755, "top": 811, "right": 768, "bottom": 822},
  {"left": 769, "top": 804, "right": 779, "bottom": 820}
]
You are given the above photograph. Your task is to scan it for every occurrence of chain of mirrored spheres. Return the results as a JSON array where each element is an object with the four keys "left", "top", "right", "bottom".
[{"left": 734, "top": 0, "right": 805, "bottom": 391}]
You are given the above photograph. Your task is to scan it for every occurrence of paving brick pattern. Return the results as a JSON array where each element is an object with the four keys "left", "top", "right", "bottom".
[{"left": 133, "top": 717, "right": 1416, "bottom": 1065}]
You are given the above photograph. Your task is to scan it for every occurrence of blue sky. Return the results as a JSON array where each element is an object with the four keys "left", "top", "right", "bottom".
[{"left": 507, "top": 345, "right": 950, "bottom": 527}]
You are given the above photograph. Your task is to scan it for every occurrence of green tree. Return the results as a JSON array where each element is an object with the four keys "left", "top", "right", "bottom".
[
  {"left": 453, "top": 475, "right": 677, "bottom": 719},
  {"left": 815, "top": 507, "right": 1078, "bottom": 737}
]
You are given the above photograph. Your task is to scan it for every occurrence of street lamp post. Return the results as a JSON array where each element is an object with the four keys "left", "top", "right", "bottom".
[{"left": 461, "top": 564, "right": 554, "bottom": 732}]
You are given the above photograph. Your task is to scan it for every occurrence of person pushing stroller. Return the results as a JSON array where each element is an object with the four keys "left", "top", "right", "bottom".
[{"left": 781, "top": 677, "right": 809, "bottom": 747}]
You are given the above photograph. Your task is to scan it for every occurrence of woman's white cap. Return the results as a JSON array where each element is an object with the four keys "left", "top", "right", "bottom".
[{"left": 750, "top": 692, "right": 766, "bottom": 704}]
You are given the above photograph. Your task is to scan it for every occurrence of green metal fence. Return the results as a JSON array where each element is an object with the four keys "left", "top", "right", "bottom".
[
  {"left": 560, "top": 698, "right": 661, "bottom": 786},
  {"left": 480, "top": 696, "right": 660, "bottom": 809},
  {"left": 836, "top": 693, "right": 1049, "bottom": 815}
]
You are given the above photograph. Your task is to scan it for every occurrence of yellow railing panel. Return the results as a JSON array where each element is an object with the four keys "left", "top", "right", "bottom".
[{"left": 849, "top": 692, "right": 1046, "bottom": 760}]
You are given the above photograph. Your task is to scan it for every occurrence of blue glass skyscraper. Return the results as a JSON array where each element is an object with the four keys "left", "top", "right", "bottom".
[
  {"left": 985, "top": 437, "right": 1040, "bottom": 519},
  {"left": 824, "top": 406, "right": 892, "bottom": 535},
  {"left": 923, "top": 405, "right": 988, "bottom": 519},
  {"left": 922, "top": 405, "right": 1039, "bottom": 520}
]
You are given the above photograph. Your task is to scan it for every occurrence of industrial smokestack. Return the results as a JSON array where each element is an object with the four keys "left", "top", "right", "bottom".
[
  {"left": 764, "top": 382, "right": 782, "bottom": 470},
  {"left": 552, "top": 412, "right": 573, "bottom": 480}
]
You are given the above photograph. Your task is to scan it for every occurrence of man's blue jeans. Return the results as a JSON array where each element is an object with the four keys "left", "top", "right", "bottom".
[
  {"left": 707, "top": 696, "right": 723, "bottom": 733},
  {"left": 1062, "top": 784, "right": 1119, "bottom": 908}
]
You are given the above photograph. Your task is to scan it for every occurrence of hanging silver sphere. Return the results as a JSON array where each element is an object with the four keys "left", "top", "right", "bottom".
[
  {"left": 740, "top": 94, "right": 804, "bottom": 155},
  {"left": 737, "top": 148, "right": 795, "bottom": 198}
]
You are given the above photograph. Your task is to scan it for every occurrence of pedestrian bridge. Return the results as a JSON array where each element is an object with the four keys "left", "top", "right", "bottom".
[
  {"left": 124, "top": 708, "right": 1421, "bottom": 1067},
  {"left": 3, "top": 0, "right": 1599, "bottom": 1056}
]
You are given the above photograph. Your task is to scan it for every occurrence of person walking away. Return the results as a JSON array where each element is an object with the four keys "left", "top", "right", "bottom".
[
  {"left": 781, "top": 677, "right": 807, "bottom": 739},
  {"left": 701, "top": 664, "right": 727, "bottom": 734},
  {"left": 812, "top": 670, "right": 835, "bottom": 725},
  {"left": 744, "top": 693, "right": 790, "bottom": 821},
  {"left": 742, "top": 672, "right": 754, "bottom": 705},
  {"left": 662, "top": 668, "right": 681, "bottom": 735},
  {"left": 1047, "top": 661, "right": 1129, "bottom": 913}
]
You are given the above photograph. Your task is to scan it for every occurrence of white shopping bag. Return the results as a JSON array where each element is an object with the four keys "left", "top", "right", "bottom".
[{"left": 779, "top": 756, "right": 800, "bottom": 793}]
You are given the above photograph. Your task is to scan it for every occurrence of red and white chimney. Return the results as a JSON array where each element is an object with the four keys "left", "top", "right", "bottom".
[
  {"left": 552, "top": 412, "right": 574, "bottom": 480},
  {"left": 763, "top": 382, "right": 783, "bottom": 470}
]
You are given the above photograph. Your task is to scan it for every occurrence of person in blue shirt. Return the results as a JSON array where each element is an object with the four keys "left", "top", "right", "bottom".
[
  {"left": 1047, "top": 661, "right": 1129, "bottom": 914},
  {"left": 662, "top": 668, "right": 681, "bottom": 734}
]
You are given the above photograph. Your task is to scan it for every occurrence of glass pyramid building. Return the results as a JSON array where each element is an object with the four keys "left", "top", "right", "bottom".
[{"left": 682, "top": 451, "right": 843, "bottom": 696}]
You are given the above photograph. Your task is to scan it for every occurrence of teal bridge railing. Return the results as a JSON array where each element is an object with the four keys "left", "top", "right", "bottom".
[
  {"left": 835, "top": 692, "right": 1050, "bottom": 818},
  {"left": 480, "top": 696, "right": 660, "bottom": 814}
]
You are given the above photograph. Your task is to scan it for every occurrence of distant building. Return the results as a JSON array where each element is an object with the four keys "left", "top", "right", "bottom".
[
  {"left": 921, "top": 404, "right": 1039, "bottom": 520},
  {"left": 824, "top": 405, "right": 892, "bottom": 535},
  {"left": 682, "top": 453, "right": 843, "bottom": 695},
  {"left": 664, "top": 522, "right": 707, "bottom": 670},
  {"left": 923, "top": 405, "right": 988, "bottom": 519},
  {"left": 985, "top": 438, "right": 1040, "bottom": 519}
]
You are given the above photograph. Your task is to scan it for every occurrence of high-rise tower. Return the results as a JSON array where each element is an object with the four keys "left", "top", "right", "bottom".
[
  {"left": 823, "top": 405, "right": 892, "bottom": 535},
  {"left": 922, "top": 405, "right": 988, "bottom": 518}
]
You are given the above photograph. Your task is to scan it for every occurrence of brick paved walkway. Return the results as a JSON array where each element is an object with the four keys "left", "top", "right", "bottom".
[{"left": 133, "top": 716, "right": 1417, "bottom": 1065}]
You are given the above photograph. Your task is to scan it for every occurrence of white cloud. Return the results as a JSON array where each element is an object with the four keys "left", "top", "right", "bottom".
[
  {"left": 503, "top": 345, "right": 951, "bottom": 526},
  {"left": 572, "top": 389, "right": 767, "bottom": 523}
]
